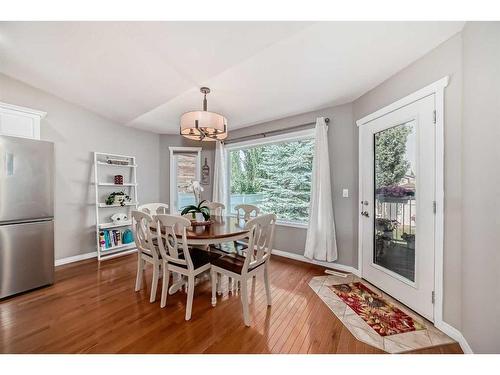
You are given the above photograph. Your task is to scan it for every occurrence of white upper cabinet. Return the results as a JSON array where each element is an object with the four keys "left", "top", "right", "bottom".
[{"left": 0, "top": 102, "right": 46, "bottom": 140}]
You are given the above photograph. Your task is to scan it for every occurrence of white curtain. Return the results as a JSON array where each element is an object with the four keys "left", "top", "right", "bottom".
[
  {"left": 212, "top": 141, "right": 227, "bottom": 206},
  {"left": 304, "top": 117, "right": 338, "bottom": 262}
]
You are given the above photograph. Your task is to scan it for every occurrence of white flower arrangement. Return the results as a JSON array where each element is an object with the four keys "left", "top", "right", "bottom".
[{"left": 189, "top": 180, "right": 204, "bottom": 205}]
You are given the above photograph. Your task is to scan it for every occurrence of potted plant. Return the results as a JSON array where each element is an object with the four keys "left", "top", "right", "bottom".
[
  {"left": 375, "top": 218, "right": 399, "bottom": 233},
  {"left": 375, "top": 185, "right": 415, "bottom": 203},
  {"left": 181, "top": 200, "right": 210, "bottom": 223},
  {"left": 401, "top": 232, "right": 416, "bottom": 250},
  {"left": 105, "top": 191, "right": 131, "bottom": 206}
]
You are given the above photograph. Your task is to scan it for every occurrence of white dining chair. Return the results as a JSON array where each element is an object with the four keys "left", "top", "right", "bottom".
[
  {"left": 138, "top": 202, "right": 169, "bottom": 215},
  {"left": 132, "top": 210, "right": 162, "bottom": 303},
  {"left": 232, "top": 204, "right": 259, "bottom": 256},
  {"left": 154, "top": 214, "right": 211, "bottom": 321},
  {"left": 205, "top": 201, "right": 225, "bottom": 216},
  {"left": 210, "top": 213, "right": 276, "bottom": 326},
  {"left": 234, "top": 204, "right": 260, "bottom": 221}
]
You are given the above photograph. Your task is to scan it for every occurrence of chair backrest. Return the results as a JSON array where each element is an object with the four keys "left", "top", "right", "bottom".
[
  {"left": 131, "top": 210, "right": 160, "bottom": 261},
  {"left": 154, "top": 214, "right": 194, "bottom": 270},
  {"left": 242, "top": 213, "right": 276, "bottom": 274},
  {"left": 234, "top": 204, "right": 260, "bottom": 220},
  {"left": 206, "top": 201, "right": 225, "bottom": 216},
  {"left": 138, "top": 203, "right": 169, "bottom": 215}
]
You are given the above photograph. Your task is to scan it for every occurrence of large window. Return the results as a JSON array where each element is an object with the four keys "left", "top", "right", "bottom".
[{"left": 227, "top": 131, "right": 315, "bottom": 225}]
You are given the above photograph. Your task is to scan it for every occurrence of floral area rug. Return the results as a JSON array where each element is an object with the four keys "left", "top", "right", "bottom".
[{"left": 330, "top": 282, "right": 425, "bottom": 336}]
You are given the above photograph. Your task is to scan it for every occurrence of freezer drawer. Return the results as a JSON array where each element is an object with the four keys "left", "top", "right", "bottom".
[{"left": 0, "top": 220, "right": 54, "bottom": 299}]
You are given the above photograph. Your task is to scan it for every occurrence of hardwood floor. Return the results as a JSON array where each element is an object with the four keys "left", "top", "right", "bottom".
[{"left": 0, "top": 253, "right": 462, "bottom": 354}]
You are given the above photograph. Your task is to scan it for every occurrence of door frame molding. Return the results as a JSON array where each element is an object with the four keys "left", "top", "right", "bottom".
[{"left": 356, "top": 76, "right": 449, "bottom": 324}]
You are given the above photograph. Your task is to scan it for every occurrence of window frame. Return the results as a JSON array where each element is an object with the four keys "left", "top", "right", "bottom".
[
  {"left": 169, "top": 146, "right": 202, "bottom": 214},
  {"left": 225, "top": 128, "right": 315, "bottom": 228}
]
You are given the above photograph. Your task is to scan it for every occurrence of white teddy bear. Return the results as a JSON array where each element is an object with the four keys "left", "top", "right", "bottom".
[{"left": 110, "top": 213, "right": 128, "bottom": 224}]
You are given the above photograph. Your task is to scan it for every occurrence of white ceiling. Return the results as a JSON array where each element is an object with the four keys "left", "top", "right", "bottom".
[{"left": 0, "top": 21, "right": 464, "bottom": 134}]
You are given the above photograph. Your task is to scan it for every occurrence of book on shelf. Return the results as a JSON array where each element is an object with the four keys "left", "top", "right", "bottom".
[
  {"left": 100, "top": 229, "right": 125, "bottom": 250},
  {"left": 99, "top": 231, "right": 105, "bottom": 249}
]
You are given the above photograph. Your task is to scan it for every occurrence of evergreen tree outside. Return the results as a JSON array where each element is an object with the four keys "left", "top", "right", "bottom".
[
  {"left": 229, "top": 138, "right": 314, "bottom": 222},
  {"left": 374, "top": 124, "right": 412, "bottom": 188},
  {"left": 258, "top": 140, "right": 313, "bottom": 221},
  {"left": 230, "top": 148, "right": 263, "bottom": 194}
]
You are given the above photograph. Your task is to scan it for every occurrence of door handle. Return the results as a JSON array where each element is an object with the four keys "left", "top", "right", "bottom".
[{"left": 360, "top": 201, "right": 369, "bottom": 217}]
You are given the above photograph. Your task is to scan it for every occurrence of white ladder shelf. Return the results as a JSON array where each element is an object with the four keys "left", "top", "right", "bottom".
[{"left": 93, "top": 152, "right": 138, "bottom": 261}]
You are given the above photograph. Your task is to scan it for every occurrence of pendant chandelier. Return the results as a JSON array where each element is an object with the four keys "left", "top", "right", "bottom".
[{"left": 180, "top": 87, "right": 227, "bottom": 141}]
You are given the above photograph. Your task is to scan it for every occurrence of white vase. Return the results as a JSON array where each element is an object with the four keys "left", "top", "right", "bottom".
[
  {"left": 113, "top": 195, "right": 125, "bottom": 205},
  {"left": 195, "top": 212, "right": 205, "bottom": 222}
]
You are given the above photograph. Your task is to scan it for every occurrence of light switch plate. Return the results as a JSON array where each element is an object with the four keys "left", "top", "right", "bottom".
[{"left": 342, "top": 188, "right": 349, "bottom": 198}]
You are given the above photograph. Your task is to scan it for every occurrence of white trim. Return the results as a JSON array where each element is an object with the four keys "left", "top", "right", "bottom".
[
  {"left": 168, "top": 146, "right": 202, "bottom": 153},
  {"left": 356, "top": 76, "right": 449, "bottom": 327},
  {"left": 0, "top": 101, "right": 47, "bottom": 118},
  {"left": 55, "top": 251, "right": 97, "bottom": 266},
  {"left": 358, "top": 130, "right": 364, "bottom": 276},
  {"left": 356, "top": 76, "right": 449, "bottom": 127},
  {"left": 226, "top": 213, "right": 308, "bottom": 229},
  {"left": 169, "top": 146, "right": 202, "bottom": 214},
  {"left": 275, "top": 220, "right": 308, "bottom": 229},
  {"left": 0, "top": 101, "right": 46, "bottom": 140},
  {"left": 433, "top": 83, "right": 446, "bottom": 326},
  {"left": 271, "top": 249, "right": 361, "bottom": 277},
  {"left": 224, "top": 128, "right": 315, "bottom": 151},
  {"left": 435, "top": 320, "right": 473, "bottom": 354}
]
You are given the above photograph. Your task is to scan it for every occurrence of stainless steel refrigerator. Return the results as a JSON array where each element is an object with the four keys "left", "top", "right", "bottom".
[{"left": 0, "top": 135, "right": 54, "bottom": 299}]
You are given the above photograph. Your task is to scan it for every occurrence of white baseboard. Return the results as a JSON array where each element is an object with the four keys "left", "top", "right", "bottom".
[
  {"left": 271, "top": 249, "right": 361, "bottom": 277},
  {"left": 435, "top": 320, "right": 473, "bottom": 353},
  {"left": 55, "top": 251, "right": 97, "bottom": 266}
]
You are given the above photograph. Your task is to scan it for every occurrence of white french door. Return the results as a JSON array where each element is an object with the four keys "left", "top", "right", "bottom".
[{"left": 359, "top": 94, "right": 436, "bottom": 321}]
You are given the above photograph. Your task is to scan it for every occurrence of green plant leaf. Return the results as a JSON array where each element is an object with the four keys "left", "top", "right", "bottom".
[
  {"left": 197, "top": 200, "right": 207, "bottom": 209},
  {"left": 181, "top": 206, "right": 197, "bottom": 215}
]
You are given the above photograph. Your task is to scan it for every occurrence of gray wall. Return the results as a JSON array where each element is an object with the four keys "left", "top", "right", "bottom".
[
  {"left": 461, "top": 22, "right": 500, "bottom": 353},
  {"left": 352, "top": 33, "right": 463, "bottom": 330},
  {"left": 227, "top": 103, "right": 357, "bottom": 267},
  {"left": 0, "top": 73, "right": 160, "bottom": 261},
  {"left": 159, "top": 134, "right": 215, "bottom": 205}
]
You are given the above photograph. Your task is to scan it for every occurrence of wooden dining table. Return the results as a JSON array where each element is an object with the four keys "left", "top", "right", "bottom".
[
  {"left": 153, "top": 215, "right": 250, "bottom": 294},
  {"left": 177, "top": 215, "right": 250, "bottom": 246}
]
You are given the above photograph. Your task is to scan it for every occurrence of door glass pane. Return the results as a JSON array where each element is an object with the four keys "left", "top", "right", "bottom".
[
  {"left": 175, "top": 153, "right": 197, "bottom": 212},
  {"left": 374, "top": 121, "right": 416, "bottom": 282}
]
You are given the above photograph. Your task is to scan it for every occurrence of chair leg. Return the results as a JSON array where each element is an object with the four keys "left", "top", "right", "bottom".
[
  {"left": 135, "top": 256, "right": 144, "bottom": 292},
  {"left": 217, "top": 273, "right": 222, "bottom": 295},
  {"left": 211, "top": 269, "right": 217, "bottom": 307},
  {"left": 264, "top": 264, "right": 272, "bottom": 306},
  {"left": 150, "top": 263, "right": 160, "bottom": 303},
  {"left": 160, "top": 264, "right": 170, "bottom": 308},
  {"left": 185, "top": 275, "right": 195, "bottom": 321},
  {"left": 240, "top": 278, "right": 251, "bottom": 326}
]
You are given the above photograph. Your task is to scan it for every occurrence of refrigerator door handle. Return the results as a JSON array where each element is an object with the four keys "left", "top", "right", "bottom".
[{"left": 0, "top": 217, "right": 54, "bottom": 226}]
